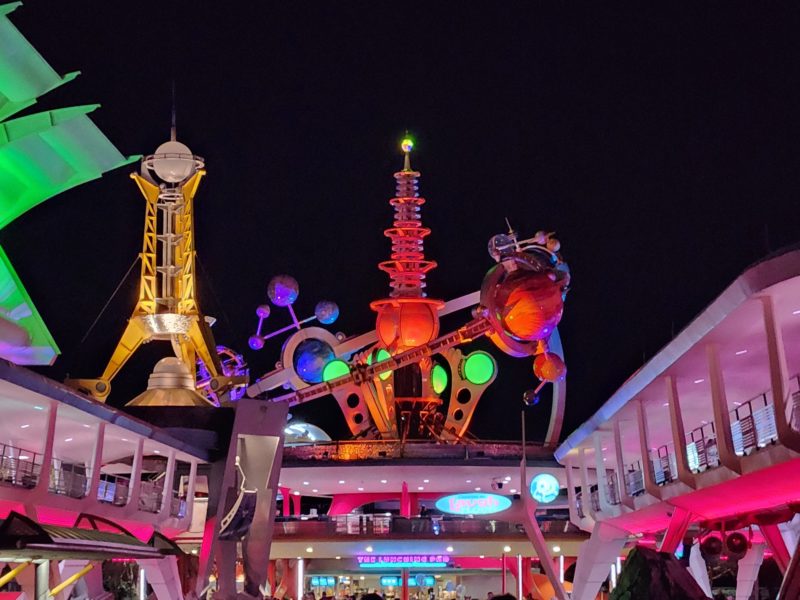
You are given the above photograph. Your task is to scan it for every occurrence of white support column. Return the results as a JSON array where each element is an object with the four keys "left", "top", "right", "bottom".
[
  {"left": 735, "top": 543, "right": 765, "bottom": 600},
  {"left": 579, "top": 448, "right": 598, "bottom": 520},
  {"left": 564, "top": 456, "right": 583, "bottom": 529},
  {"left": 592, "top": 433, "right": 615, "bottom": 514},
  {"left": 614, "top": 419, "right": 634, "bottom": 509},
  {"left": 688, "top": 541, "right": 713, "bottom": 598},
  {"left": 88, "top": 423, "right": 105, "bottom": 503},
  {"left": 34, "top": 400, "right": 58, "bottom": 495},
  {"left": 159, "top": 450, "right": 177, "bottom": 518},
  {"left": 636, "top": 400, "right": 661, "bottom": 499},
  {"left": 761, "top": 295, "right": 800, "bottom": 452},
  {"left": 139, "top": 557, "right": 183, "bottom": 600},
  {"left": 184, "top": 459, "right": 198, "bottom": 525},
  {"left": 127, "top": 437, "right": 145, "bottom": 511},
  {"left": 570, "top": 522, "right": 629, "bottom": 600},
  {"left": 707, "top": 343, "right": 742, "bottom": 473},
  {"left": 666, "top": 375, "right": 696, "bottom": 488}
]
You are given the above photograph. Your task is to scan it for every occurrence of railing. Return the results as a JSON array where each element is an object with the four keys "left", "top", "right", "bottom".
[
  {"left": 97, "top": 475, "right": 131, "bottom": 506},
  {"left": 274, "top": 514, "right": 583, "bottom": 538},
  {"left": 170, "top": 493, "right": 187, "bottom": 518},
  {"left": 576, "top": 492, "right": 585, "bottom": 519},
  {"left": 283, "top": 439, "right": 552, "bottom": 462},
  {"left": 0, "top": 444, "right": 42, "bottom": 489},
  {"left": 139, "top": 479, "right": 164, "bottom": 513},
  {"left": 49, "top": 460, "right": 89, "bottom": 499}
]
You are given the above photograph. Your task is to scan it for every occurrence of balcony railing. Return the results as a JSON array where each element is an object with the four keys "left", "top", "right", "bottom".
[
  {"left": 49, "top": 460, "right": 89, "bottom": 499},
  {"left": 0, "top": 444, "right": 42, "bottom": 489},
  {"left": 97, "top": 475, "right": 131, "bottom": 506},
  {"left": 283, "top": 439, "right": 551, "bottom": 462},
  {"left": 274, "top": 514, "right": 583, "bottom": 538}
]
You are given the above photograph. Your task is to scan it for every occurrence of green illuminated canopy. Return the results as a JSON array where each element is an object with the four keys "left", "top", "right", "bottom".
[
  {"left": 0, "top": 245, "right": 58, "bottom": 364},
  {"left": 0, "top": 2, "right": 138, "bottom": 365},
  {"left": 0, "top": 3, "right": 79, "bottom": 121},
  {"left": 0, "top": 105, "right": 138, "bottom": 229}
]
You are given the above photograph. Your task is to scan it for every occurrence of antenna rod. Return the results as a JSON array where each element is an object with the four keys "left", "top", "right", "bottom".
[{"left": 170, "top": 81, "right": 177, "bottom": 141}]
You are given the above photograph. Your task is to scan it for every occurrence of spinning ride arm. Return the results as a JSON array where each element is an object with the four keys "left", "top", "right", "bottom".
[{"left": 267, "top": 317, "right": 493, "bottom": 407}]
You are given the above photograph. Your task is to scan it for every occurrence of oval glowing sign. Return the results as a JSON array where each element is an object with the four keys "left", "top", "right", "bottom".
[
  {"left": 529, "top": 473, "right": 560, "bottom": 504},
  {"left": 435, "top": 492, "right": 512, "bottom": 515}
]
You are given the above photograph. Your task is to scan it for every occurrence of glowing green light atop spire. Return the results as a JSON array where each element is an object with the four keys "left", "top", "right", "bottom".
[
  {"left": 431, "top": 363, "right": 448, "bottom": 394},
  {"left": 462, "top": 351, "right": 496, "bottom": 385},
  {"left": 322, "top": 359, "right": 350, "bottom": 382},
  {"left": 401, "top": 137, "right": 414, "bottom": 153}
]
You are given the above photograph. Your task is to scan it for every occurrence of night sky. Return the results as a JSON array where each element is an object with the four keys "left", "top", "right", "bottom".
[{"left": 4, "top": 2, "right": 800, "bottom": 442}]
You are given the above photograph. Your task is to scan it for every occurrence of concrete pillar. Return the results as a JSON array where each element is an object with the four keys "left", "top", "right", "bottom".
[
  {"left": 666, "top": 375, "right": 696, "bottom": 487},
  {"left": 35, "top": 560, "right": 50, "bottom": 600},
  {"left": 735, "top": 542, "right": 765, "bottom": 600},
  {"left": 570, "top": 522, "right": 628, "bottom": 600},
  {"left": 279, "top": 486, "right": 291, "bottom": 517},
  {"left": 183, "top": 460, "right": 198, "bottom": 524},
  {"left": 564, "top": 456, "right": 585, "bottom": 529},
  {"left": 658, "top": 506, "right": 692, "bottom": 553},
  {"left": 592, "top": 433, "right": 615, "bottom": 513},
  {"left": 140, "top": 556, "right": 183, "bottom": 600},
  {"left": 761, "top": 523, "right": 791, "bottom": 574},
  {"left": 707, "top": 343, "right": 742, "bottom": 473},
  {"left": 127, "top": 437, "right": 145, "bottom": 510},
  {"left": 688, "top": 541, "right": 713, "bottom": 598},
  {"left": 158, "top": 450, "right": 177, "bottom": 518},
  {"left": 88, "top": 423, "right": 105, "bottom": 503},
  {"left": 613, "top": 420, "right": 634, "bottom": 509},
  {"left": 579, "top": 448, "right": 597, "bottom": 520},
  {"left": 636, "top": 400, "right": 661, "bottom": 498},
  {"left": 34, "top": 401, "right": 58, "bottom": 494},
  {"left": 401, "top": 481, "right": 411, "bottom": 517},
  {"left": 761, "top": 296, "right": 800, "bottom": 452}
]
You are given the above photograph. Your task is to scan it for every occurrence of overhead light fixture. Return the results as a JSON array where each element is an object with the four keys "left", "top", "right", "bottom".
[
  {"left": 380, "top": 479, "right": 388, "bottom": 484},
  {"left": 503, "top": 545, "right": 512, "bottom": 553},
  {"left": 153, "top": 450, "right": 160, "bottom": 454},
  {"left": 504, "top": 476, "right": 511, "bottom": 481},
  {"left": 121, "top": 438, "right": 129, "bottom": 442},
  {"left": 335, "top": 556, "right": 341, "bottom": 560},
  {"left": 19, "top": 455, "right": 30, "bottom": 460},
  {"left": 663, "top": 402, "right": 669, "bottom": 406},
  {"left": 82, "top": 424, "right": 91, "bottom": 428},
  {"left": 303, "top": 481, "right": 309, "bottom": 485},
  {"left": 358, "top": 487, "right": 364, "bottom": 491},
  {"left": 793, "top": 310, "right": 800, "bottom": 315},
  {"left": 733, "top": 402, "right": 742, "bottom": 407},
  {"left": 466, "top": 479, "right": 472, "bottom": 483},
  {"left": 293, "top": 491, "right": 300, "bottom": 496},
  {"left": 312, "top": 489, "right": 318, "bottom": 493},
  {"left": 306, "top": 547, "right": 313, "bottom": 553},
  {"left": 735, "top": 350, "right": 748, "bottom": 355},
  {"left": 418, "top": 486, "right": 424, "bottom": 490},
  {"left": 423, "top": 479, "right": 430, "bottom": 483},
  {"left": 509, "top": 489, "right": 517, "bottom": 494},
  {"left": 64, "top": 438, "right": 73, "bottom": 442},
  {"left": 338, "top": 480, "right": 345, "bottom": 484},
  {"left": 553, "top": 545, "right": 561, "bottom": 553},
  {"left": 694, "top": 379, "right": 705, "bottom": 384},
  {"left": 446, "top": 546, "right": 454, "bottom": 553},
  {"left": 20, "top": 424, "right": 29, "bottom": 429},
  {"left": 33, "top": 406, "right": 44, "bottom": 411},
  {"left": 479, "top": 555, "right": 485, "bottom": 559},
  {"left": 474, "top": 487, "right": 481, "bottom": 491},
  {"left": 366, "top": 546, "right": 373, "bottom": 553}
]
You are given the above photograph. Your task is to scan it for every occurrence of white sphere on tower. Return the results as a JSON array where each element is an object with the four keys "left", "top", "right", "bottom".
[{"left": 151, "top": 140, "right": 196, "bottom": 183}]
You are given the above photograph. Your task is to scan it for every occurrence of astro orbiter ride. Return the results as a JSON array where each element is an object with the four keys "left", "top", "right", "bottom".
[{"left": 247, "top": 138, "right": 571, "bottom": 444}]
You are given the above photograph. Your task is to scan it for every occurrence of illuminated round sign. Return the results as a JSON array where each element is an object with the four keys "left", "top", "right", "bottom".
[
  {"left": 529, "top": 473, "right": 560, "bottom": 504},
  {"left": 435, "top": 492, "right": 512, "bottom": 515}
]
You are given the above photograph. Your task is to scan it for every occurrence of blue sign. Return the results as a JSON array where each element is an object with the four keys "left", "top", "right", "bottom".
[
  {"left": 380, "top": 576, "right": 436, "bottom": 587},
  {"left": 434, "top": 492, "right": 512, "bottom": 515},
  {"left": 311, "top": 577, "right": 336, "bottom": 587},
  {"left": 529, "top": 473, "right": 560, "bottom": 504}
]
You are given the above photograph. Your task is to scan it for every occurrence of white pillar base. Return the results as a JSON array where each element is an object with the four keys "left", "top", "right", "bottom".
[
  {"left": 736, "top": 543, "right": 765, "bottom": 600},
  {"left": 688, "top": 542, "right": 712, "bottom": 598},
  {"left": 571, "top": 522, "right": 628, "bottom": 600}
]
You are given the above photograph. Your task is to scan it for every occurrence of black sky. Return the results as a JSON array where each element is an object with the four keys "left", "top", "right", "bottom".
[{"left": 3, "top": 2, "right": 800, "bottom": 442}]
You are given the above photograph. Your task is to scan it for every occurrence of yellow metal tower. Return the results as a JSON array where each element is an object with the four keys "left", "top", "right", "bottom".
[{"left": 68, "top": 135, "right": 225, "bottom": 401}]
